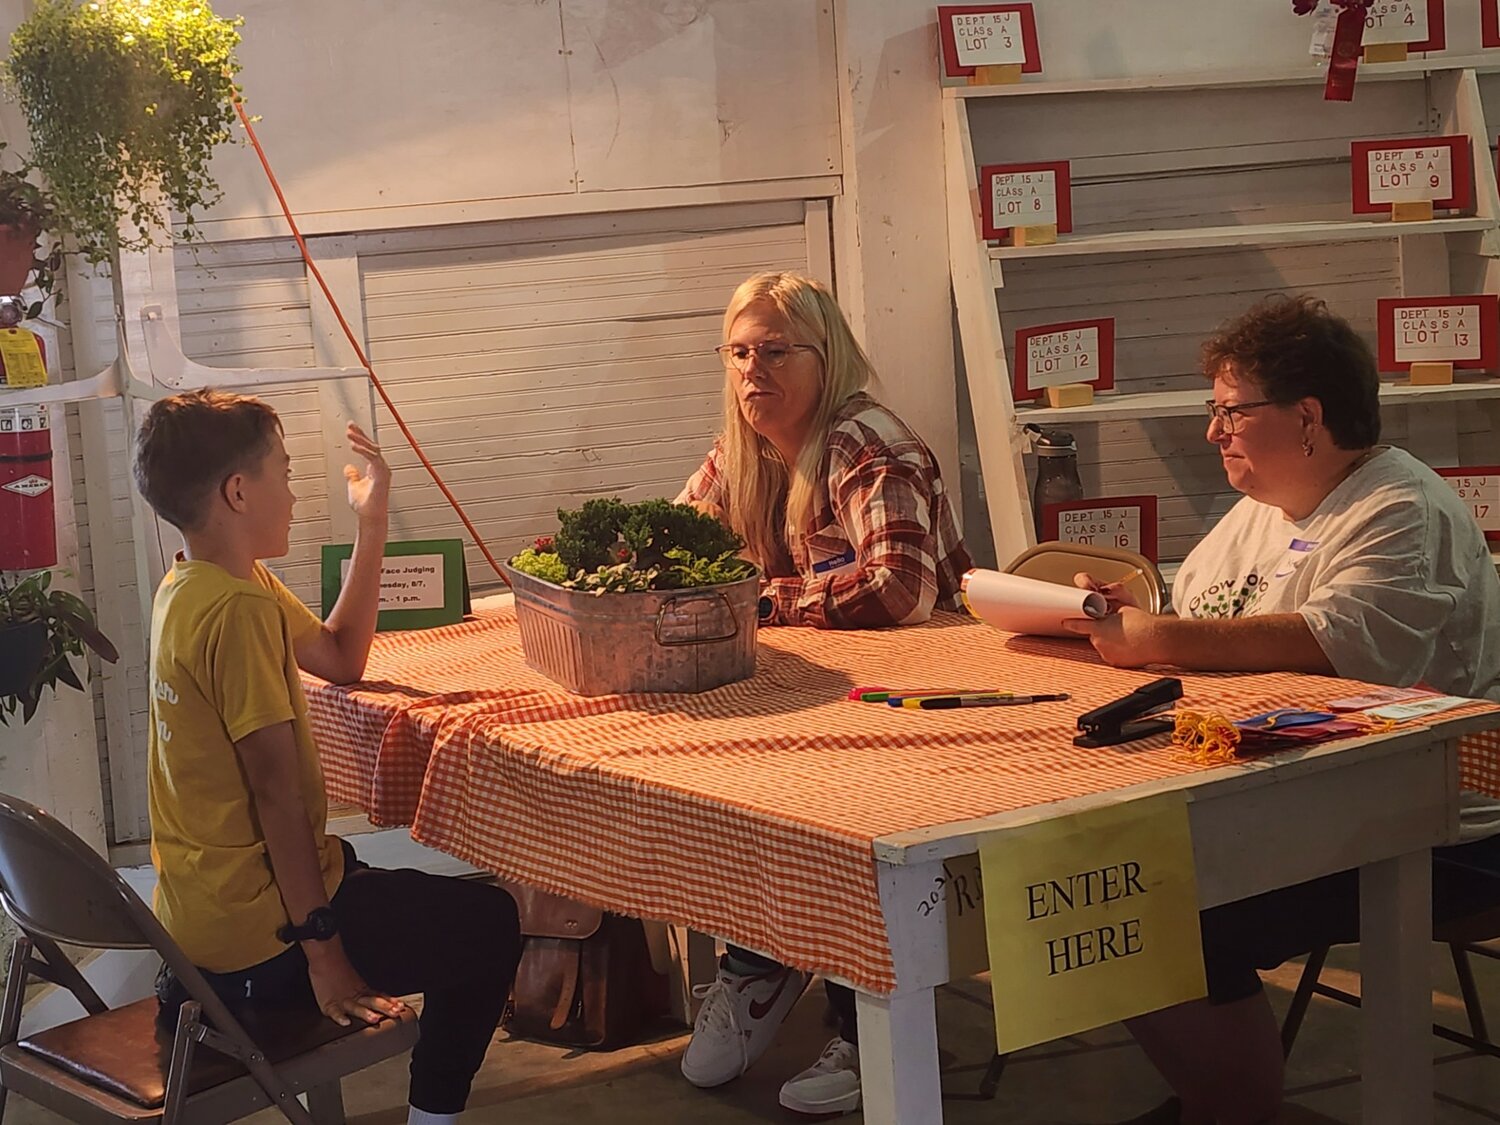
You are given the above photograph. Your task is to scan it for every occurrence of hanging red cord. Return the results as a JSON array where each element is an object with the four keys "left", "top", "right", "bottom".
[{"left": 231, "top": 98, "right": 511, "bottom": 585}]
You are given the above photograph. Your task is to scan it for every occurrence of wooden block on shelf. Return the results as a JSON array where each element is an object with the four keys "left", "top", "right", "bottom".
[
  {"left": 969, "top": 64, "right": 1023, "bottom": 86},
  {"left": 1043, "top": 383, "right": 1095, "bottom": 409},
  {"left": 1011, "top": 224, "right": 1058, "bottom": 247},
  {"left": 1363, "top": 42, "right": 1408, "bottom": 63},
  {"left": 1408, "top": 362, "right": 1454, "bottom": 386},
  {"left": 1391, "top": 200, "right": 1436, "bottom": 223}
]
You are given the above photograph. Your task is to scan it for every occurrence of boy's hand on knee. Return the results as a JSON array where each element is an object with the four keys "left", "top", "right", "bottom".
[
  {"left": 343, "top": 423, "right": 391, "bottom": 528},
  {"left": 306, "top": 941, "right": 405, "bottom": 1026}
]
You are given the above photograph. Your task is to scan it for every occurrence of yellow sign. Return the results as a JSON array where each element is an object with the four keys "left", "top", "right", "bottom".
[
  {"left": 979, "top": 792, "right": 1206, "bottom": 1053},
  {"left": 0, "top": 329, "right": 46, "bottom": 389}
]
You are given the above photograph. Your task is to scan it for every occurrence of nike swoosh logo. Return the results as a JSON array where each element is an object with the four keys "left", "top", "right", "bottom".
[{"left": 747, "top": 973, "right": 794, "bottom": 1021}]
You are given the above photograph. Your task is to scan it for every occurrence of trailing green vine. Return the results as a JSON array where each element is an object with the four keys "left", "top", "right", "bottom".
[{"left": 5, "top": 0, "right": 245, "bottom": 264}]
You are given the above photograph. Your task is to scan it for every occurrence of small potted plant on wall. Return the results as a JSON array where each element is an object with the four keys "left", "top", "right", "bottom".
[
  {"left": 0, "top": 144, "right": 62, "bottom": 315},
  {"left": 0, "top": 570, "right": 118, "bottom": 725},
  {"left": 506, "top": 498, "right": 760, "bottom": 696},
  {"left": 5, "top": 0, "right": 245, "bottom": 266}
]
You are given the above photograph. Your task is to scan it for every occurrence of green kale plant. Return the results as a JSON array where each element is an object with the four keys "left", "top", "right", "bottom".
[
  {"left": 512, "top": 499, "right": 755, "bottom": 593},
  {"left": 508, "top": 547, "right": 567, "bottom": 586},
  {"left": 552, "top": 498, "right": 630, "bottom": 573}
]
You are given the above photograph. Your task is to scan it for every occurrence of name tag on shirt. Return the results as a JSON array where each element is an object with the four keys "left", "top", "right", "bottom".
[
  {"left": 812, "top": 546, "right": 857, "bottom": 576},
  {"left": 1274, "top": 537, "right": 1319, "bottom": 579}
]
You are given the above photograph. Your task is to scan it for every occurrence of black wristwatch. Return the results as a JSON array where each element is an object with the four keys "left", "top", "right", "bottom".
[
  {"left": 757, "top": 594, "right": 776, "bottom": 624},
  {"left": 277, "top": 906, "right": 339, "bottom": 944}
]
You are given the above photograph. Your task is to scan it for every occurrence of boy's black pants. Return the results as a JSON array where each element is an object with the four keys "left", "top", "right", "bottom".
[{"left": 158, "top": 841, "right": 521, "bottom": 1113}]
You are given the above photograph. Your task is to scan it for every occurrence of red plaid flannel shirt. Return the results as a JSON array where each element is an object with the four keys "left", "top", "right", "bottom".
[{"left": 679, "top": 394, "right": 972, "bottom": 629}]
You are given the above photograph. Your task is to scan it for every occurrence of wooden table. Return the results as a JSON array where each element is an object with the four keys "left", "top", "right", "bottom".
[
  {"left": 303, "top": 596, "right": 1500, "bottom": 1124},
  {"left": 864, "top": 721, "right": 1485, "bottom": 1125}
]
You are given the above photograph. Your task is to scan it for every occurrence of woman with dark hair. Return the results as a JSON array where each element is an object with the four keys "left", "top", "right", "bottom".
[
  {"left": 1070, "top": 293, "right": 1498, "bottom": 698},
  {"left": 1070, "top": 295, "right": 1500, "bottom": 1125}
]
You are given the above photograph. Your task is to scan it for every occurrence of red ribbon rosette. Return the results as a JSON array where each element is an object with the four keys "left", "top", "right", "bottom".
[{"left": 1294, "top": 0, "right": 1373, "bottom": 102}]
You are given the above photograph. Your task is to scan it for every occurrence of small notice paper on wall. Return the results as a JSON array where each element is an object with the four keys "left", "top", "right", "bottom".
[
  {"left": 936, "top": 4, "right": 1042, "bottom": 79},
  {"left": 1013, "top": 318, "right": 1115, "bottom": 400},
  {"left": 1042, "top": 495, "right": 1159, "bottom": 563},
  {"left": 346, "top": 553, "right": 446, "bottom": 611},
  {"left": 952, "top": 9, "right": 1024, "bottom": 66},
  {"left": 1435, "top": 467, "right": 1500, "bottom": 541},
  {"left": 1376, "top": 295, "right": 1498, "bottom": 372},
  {"left": 1359, "top": 0, "right": 1444, "bottom": 49},
  {"left": 1351, "top": 135, "right": 1471, "bottom": 214},
  {"left": 980, "top": 161, "right": 1072, "bottom": 239},
  {"left": 0, "top": 329, "right": 47, "bottom": 389},
  {"left": 980, "top": 792, "right": 1206, "bottom": 1053},
  {"left": 321, "top": 539, "right": 470, "bottom": 631}
]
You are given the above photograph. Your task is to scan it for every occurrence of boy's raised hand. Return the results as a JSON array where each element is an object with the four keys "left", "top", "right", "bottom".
[{"left": 343, "top": 423, "right": 391, "bottom": 527}]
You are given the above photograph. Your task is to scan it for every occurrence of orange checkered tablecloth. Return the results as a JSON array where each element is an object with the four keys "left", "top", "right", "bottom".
[{"left": 304, "top": 608, "right": 1500, "bottom": 993}]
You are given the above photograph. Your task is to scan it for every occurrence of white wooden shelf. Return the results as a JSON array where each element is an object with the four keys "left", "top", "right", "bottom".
[
  {"left": 952, "top": 55, "right": 1498, "bottom": 100},
  {"left": 989, "top": 217, "right": 1494, "bottom": 261},
  {"left": 1014, "top": 379, "right": 1500, "bottom": 426},
  {"left": 946, "top": 58, "right": 1500, "bottom": 566}
]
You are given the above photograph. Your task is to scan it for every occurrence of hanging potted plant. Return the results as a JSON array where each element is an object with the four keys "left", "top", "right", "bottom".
[
  {"left": 4, "top": 0, "right": 245, "bottom": 266},
  {"left": 506, "top": 498, "right": 760, "bottom": 695},
  {"left": 0, "top": 570, "right": 119, "bottom": 725},
  {"left": 0, "top": 145, "right": 62, "bottom": 316}
]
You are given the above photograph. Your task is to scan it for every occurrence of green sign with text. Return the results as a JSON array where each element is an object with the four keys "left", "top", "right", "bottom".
[{"left": 320, "top": 539, "right": 470, "bottom": 631}]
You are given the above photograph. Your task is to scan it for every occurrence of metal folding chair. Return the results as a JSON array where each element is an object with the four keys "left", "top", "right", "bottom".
[
  {"left": 1281, "top": 877, "right": 1500, "bottom": 1060},
  {"left": 0, "top": 793, "right": 418, "bottom": 1125},
  {"left": 1004, "top": 541, "right": 1170, "bottom": 615}
]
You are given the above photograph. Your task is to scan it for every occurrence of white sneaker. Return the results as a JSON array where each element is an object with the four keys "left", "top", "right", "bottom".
[
  {"left": 679, "top": 963, "right": 810, "bottom": 1088},
  {"left": 779, "top": 1037, "right": 861, "bottom": 1116}
]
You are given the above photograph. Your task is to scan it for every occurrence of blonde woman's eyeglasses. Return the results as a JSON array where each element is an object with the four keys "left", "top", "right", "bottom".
[{"left": 716, "top": 343, "right": 819, "bottom": 372}]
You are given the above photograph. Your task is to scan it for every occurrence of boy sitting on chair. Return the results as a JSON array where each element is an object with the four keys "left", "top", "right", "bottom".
[{"left": 134, "top": 390, "right": 521, "bottom": 1125}]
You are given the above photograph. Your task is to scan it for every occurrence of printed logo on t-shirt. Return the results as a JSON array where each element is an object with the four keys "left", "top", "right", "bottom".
[
  {"left": 152, "top": 677, "right": 179, "bottom": 745},
  {"left": 1186, "top": 572, "right": 1269, "bottom": 619}
]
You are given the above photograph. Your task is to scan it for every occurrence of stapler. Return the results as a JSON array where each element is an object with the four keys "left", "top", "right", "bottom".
[{"left": 1074, "top": 677, "right": 1184, "bottom": 748}]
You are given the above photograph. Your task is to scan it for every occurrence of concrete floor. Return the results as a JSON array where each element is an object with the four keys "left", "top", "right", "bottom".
[{"left": 7, "top": 945, "right": 1499, "bottom": 1124}]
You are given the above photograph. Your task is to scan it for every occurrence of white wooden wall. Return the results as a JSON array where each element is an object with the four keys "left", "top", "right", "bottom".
[
  {"left": 174, "top": 240, "right": 326, "bottom": 600},
  {"left": 192, "top": 0, "right": 841, "bottom": 239},
  {"left": 357, "top": 202, "right": 816, "bottom": 583}
]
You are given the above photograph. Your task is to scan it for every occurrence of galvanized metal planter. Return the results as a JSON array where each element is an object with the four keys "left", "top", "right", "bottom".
[{"left": 501, "top": 564, "right": 759, "bottom": 695}]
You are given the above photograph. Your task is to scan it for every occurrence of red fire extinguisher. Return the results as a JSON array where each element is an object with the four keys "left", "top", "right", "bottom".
[{"left": 0, "top": 400, "right": 56, "bottom": 571}]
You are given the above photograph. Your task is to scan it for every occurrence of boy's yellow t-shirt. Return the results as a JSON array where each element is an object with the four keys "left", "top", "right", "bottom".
[{"left": 147, "top": 557, "right": 344, "bottom": 973}]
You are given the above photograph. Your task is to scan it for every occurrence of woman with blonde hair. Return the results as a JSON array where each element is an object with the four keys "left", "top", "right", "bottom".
[
  {"left": 675, "top": 271, "right": 970, "bottom": 1116},
  {"left": 678, "top": 270, "right": 970, "bottom": 630}
]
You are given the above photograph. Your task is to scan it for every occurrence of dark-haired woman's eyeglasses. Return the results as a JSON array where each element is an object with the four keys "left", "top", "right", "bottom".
[
  {"left": 1205, "top": 399, "right": 1275, "bottom": 434},
  {"left": 716, "top": 343, "right": 819, "bottom": 373}
]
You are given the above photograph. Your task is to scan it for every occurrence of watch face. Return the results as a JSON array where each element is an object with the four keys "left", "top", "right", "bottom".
[
  {"left": 757, "top": 595, "right": 774, "bottom": 622},
  {"left": 308, "top": 907, "right": 338, "bottom": 941}
]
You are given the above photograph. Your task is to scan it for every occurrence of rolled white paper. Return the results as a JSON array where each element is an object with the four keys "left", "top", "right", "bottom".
[{"left": 960, "top": 569, "right": 1108, "bottom": 637}]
